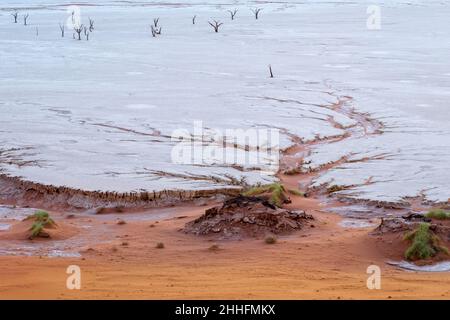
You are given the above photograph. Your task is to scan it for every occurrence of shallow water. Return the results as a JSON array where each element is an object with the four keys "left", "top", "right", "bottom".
[
  {"left": 1, "top": 0, "right": 449, "bottom": 204},
  {"left": 338, "top": 219, "right": 376, "bottom": 229},
  {"left": 387, "top": 260, "right": 450, "bottom": 273}
]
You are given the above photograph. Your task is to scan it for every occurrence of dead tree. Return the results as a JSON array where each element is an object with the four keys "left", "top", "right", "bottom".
[
  {"left": 11, "top": 12, "right": 18, "bottom": 23},
  {"left": 59, "top": 23, "right": 65, "bottom": 37},
  {"left": 89, "top": 18, "right": 94, "bottom": 32},
  {"left": 86, "top": 31, "right": 90, "bottom": 41},
  {"left": 153, "top": 18, "right": 159, "bottom": 28},
  {"left": 208, "top": 20, "right": 223, "bottom": 33},
  {"left": 151, "top": 25, "right": 161, "bottom": 37},
  {"left": 23, "top": 14, "right": 29, "bottom": 26},
  {"left": 269, "top": 65, "right": 274, "bottom": 78},
  {"left": 228, "top": 9, "right": 238, "bottom": 20},
  {"left": 251, "top": 8, "right": 262, "bottom": 19},
  {"left": 74, "top": 25, "right": 83, "bottom": 40},
  {"left": 192, "top": 15, "right": 196, "bottom": 25},
  {"left": 83, "top": 26, "right": 88, "bottom": 36}
]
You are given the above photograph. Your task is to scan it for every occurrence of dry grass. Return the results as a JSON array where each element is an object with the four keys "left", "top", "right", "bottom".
[
  {"left": 426, "top": 209, "right": 450, "bottom": 220},
  {"left": 264, "top": 236, "right": 277, "bottom": 244},
  {"left": 404, "top": 223, "right": 448, "bottom": 261},
  {"left": 243, "top": 183, "right": 290, "bottom": 207}
]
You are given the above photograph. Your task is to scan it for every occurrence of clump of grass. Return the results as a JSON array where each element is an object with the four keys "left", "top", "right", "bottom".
[
  {"left": 243, "top": 183, "right": 289, "bottom": 207},
  {"left": 264, "top": 236, "right": 277, "bottom": 244},
  {"left": 288, "top": 189, "right": 305, "bottom": 197},
  {"left": 156, "top": 242, "right": 165, "bottom": 249},
  {"left": 208, "top": 244, "right": 220, "bottom": 252},
  {"left": 425, "top": 209, "right": 450, "bottom": 220},
  {"left": 326, "top": 185, "right": 346, "bottom": 194},
  {"left": 404, "top": 223, "right": 448, "bottom": 261},
  {"left": 27, "top": 210, "right": 56, "bottom": 239}
]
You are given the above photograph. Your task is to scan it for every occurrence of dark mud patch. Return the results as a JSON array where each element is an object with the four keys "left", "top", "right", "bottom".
[{"left": 183, "top": 196, "right": 313, "bottom": 239}]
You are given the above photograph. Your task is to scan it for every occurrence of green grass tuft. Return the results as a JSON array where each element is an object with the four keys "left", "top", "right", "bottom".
[
  {"left": 404, "top": 223, "right": 448, "bottom": 261},
  {"left": 288, "top": 189, "right": 305, "bottom": 197},
  {"left": 27, "top": 210, "right": 55, "bottom": 239},
  {"left": 425, "top": 209, "right": 450, "bottom": 220},
  {"left": 243, "top": 183, "right": 289, "bottom": 208}
]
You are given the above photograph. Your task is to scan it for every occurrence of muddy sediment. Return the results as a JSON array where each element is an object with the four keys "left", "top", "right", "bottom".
[
  {"left": 1, "top": 94, "right": 444, "bottom": 214},
  {"left": 0, "top": 173, "right": 241, "bottom": 211}
]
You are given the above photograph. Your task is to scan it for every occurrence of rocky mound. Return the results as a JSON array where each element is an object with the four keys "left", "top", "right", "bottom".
[
  {"left": 371, "top": 212, "right": 450, "bottom": 263},
  {"left": 184, "top": 196, "right": 313, "bottom": 239},
  {"left": 371, "top": 212, "right": 449, "bottom": 237}
]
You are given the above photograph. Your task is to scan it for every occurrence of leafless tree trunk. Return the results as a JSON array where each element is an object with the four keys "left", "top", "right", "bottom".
[
  {"left": 208, "top": 20, "right": 223, "bottom": 33},
  {"left": 251, "top": 8, "right": 262, "bottom": 19},
  {"left": 228, "top": 9, "right": 238, "bottom": 20},
  {"left": 11, "top": 12, "right": 18, "bottom": 23},
  {"left": 74, "top": 25, "right": 83, "bottom": 40},
  {"left": 59, "top": 23, "right": 65, "bottom": 37},
  {"left": 83, "top": 26, "right": 88, "bottom": 36},
  {"left": 151, "top": 25, "right": 161, "bottom": 37},
  {"left": 192, "top": 15, "right": 196, "bottom": 25},
  {"left": 150, "top": 18, "right": 162, "bottom": 37},
  {"left": 23, "top": 14, "right": 29, "bottom": 26},
  {"left": 89, "top": 18, "right": 94, "bottom": 32},
  {"left": 269, "top": 65, "right": 274, "bottom": 78}
]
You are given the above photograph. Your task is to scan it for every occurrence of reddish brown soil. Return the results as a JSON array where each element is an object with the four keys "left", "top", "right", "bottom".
[
  {"left": 1, "top": 189, "right": 450, "bottom": 300},
  {"left": 1, "top": 96, "right": 449, "bottom": 299}
]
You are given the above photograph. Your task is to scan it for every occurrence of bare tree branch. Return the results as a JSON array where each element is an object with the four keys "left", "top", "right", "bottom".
[
  {"left": 208, "top": 20, "right": 223, "bottom": 33},
  {"left": 228, "top": 9, "right": 238, "bottom": 20},
  {"left": 192, "top": 15, "right": 197, "bottom": 25},
  {"left": 151, "top": 25, "right": 161, "bottom": 37},
  {"left": 251, "top": 8, "right": 262, "bottom": 20},
  {"left": 59, "top": 23, "right": 65, "bottom": 37},
  {"left": 74, "top": 24, "right": 84, "bottom": 40},
  {"left": 269, "top": 65, "right": 274, "bottom": 78},
  {"left": 11, "top": 11, "right": 18, "bottom": 23},
  {"left": 89, "top": 18, "right": 94, "bottom": 32},
  {"left": 23, "top": 14, "right": 29, "bottom": 26}
]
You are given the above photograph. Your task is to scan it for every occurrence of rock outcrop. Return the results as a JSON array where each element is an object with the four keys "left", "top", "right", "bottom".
[{"left": 184, "top": 196, "right": 313, "bottom": 239}]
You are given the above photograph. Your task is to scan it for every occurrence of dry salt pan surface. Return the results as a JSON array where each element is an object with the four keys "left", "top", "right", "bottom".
[{"left": 0, "top": 0, "right": 449, "bottom": 204}]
